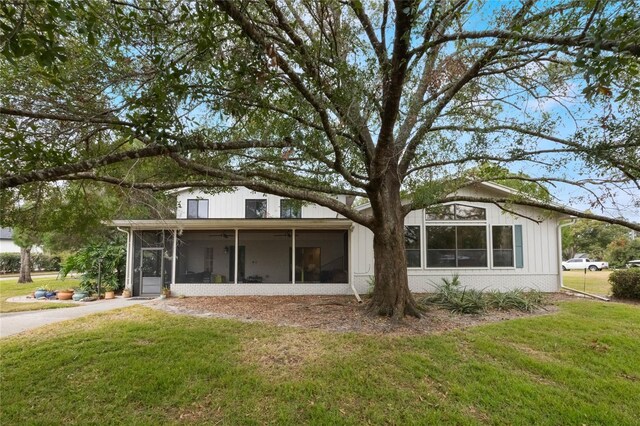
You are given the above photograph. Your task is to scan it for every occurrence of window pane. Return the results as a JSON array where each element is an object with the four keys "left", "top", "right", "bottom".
[
  {"left": 455, "top": 205, "right": 486, "bottom": 220},
  {"left": 427, "top": 226, "right": 456, "bottom": 267},
  {"left": 457, "top": 226, "right": 486, "bottom": 249},
  {"left": 198, "top": 200, "right": 208, "bottom": 218},
  {"left": 404, "top": 226, "right": 421, "bottom": 267},
  {"left": 187, "top": 199, "right": 198, "bottom": 218},
  {"left": 427, "top": 226, "right": 456, "bottom": 249},
  {"left": 280, "top": 199, "right": 301, "bottom": 218},
  {"left": 492, "top": 226, "right": 514, "bottom": 267},
  {"left": 245, "top": 199, "right": 267, "bottom": 218},
  {"left": 457, "top": 227, "right": 486, "bottom": 267},
  {"left": 425, "top": 205, "right": 455, "bottom": 220}
]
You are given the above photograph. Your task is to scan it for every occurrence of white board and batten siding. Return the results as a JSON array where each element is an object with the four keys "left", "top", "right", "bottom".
[
  {"left": 351, "top": 186, "right": 562, "bottom": 294},
  {"left": 175, "top": 187, "right": 345, "bottom": 219}
]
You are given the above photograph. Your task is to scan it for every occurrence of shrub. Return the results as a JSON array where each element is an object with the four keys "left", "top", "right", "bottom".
[
  {"left": 31, "top": 254, "right": 61, "bottom": 271},
  {"left": 420, "top": 275, "right": 487, "bottom": 314},
  {"left": 485, "top": 289, "right": 545, "bottom": 312},
  {"left": 610, "top": 269, "right": 640, "bottom": 300},
  {"left": 0, "top": 252, "right": 61, "bottom": 273},
  {"left": 62, "top": 242, "right": 125, "bottom": 292},
  {"left": 420, "top": 276, "right": 546, "bottom": 314},
  {"left": 0, "top": 253, "right": 21, "bottom": 273}
]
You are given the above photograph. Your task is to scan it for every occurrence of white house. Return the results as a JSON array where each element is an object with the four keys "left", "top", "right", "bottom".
[
  {"left": 0, "top": 228, "right": 43, "bottom": 254},
  {"left": 110, "top": 183, "right": 569, "bottom": 297}
]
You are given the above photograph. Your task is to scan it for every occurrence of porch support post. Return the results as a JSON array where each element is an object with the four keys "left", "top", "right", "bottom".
[
  {"left": 234, "top": 229, "right": 239, "bottom": 284},
  {"left": 292, "top": 229, "right": 296, "bottom": 284},
  {"left": 171, "top": 229, "right": 177, "bottom": 286},
  {"left": 127, "top": 229, "right": 134, "bottom": 289}
]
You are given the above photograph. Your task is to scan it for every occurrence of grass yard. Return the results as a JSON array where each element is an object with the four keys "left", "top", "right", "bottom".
[
  {"left": 562, "top": 270, "right": 612, "bottom": 296},
  {"left": 0, "top": 277, "right": 80, "bottom": 313},
  {"left": 1, "top": 300, "right": 639, "bottom": 425}
]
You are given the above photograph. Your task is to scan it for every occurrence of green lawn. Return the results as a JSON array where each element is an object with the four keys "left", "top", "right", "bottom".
[
  {"left": 2, "top": 300, "right": 639, "bottom": 425},
  {"left": 562, "top": 270, "right": 612, "bottom": 296},
  {"left": 0, "top": 277, "right": 80, "bottom": 313}
]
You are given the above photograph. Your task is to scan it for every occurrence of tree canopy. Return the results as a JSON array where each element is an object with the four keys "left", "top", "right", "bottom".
[{"left": 1, "top": 0, "right": 639, "bottom": 316}]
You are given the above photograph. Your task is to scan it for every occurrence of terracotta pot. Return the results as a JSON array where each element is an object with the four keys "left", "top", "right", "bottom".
[
  {"left": 104, "top": 291, "right": 115, "bottom": 300},
  {"left": 57, "top": 291, "right": 74, "bottom": 300},
  {"left": 122, "top": 289, "right": 132, "bottom": 298}
]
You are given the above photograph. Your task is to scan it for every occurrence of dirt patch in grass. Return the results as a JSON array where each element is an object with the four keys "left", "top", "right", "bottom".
[
  {"left": 242, "top": 331, "right": 328, "bottom": 377},
  {"left": 149, "top": 293, "right": 576, "bottom": 336}
]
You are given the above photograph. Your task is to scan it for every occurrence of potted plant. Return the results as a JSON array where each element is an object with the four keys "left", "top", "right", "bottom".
[
  {"left": 56, "top": 288, "right": 74, "bottom": 300},
  {"left": 122, "top": 288, "right": 132, "bottom": 298},
  {"left": 72, "top": 287, "right": 89, "bottom": 301},
  {"left": 160, "top": 286, "right": 171, "bottom": 299},
  {"left": 34, "top": 287, "right": 47, "bottom": 299},
  {"left": 44, "top": 285, "right": 57, "bottom": 299},
  {"left": 103, "top": 283, "right": 116, "bottom": 300}
]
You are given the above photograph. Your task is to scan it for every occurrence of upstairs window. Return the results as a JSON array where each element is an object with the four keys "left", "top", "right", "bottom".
[
  {"left": 426, "top": 204, "right": 486, "bottom": 221},
  {"left": 245, "top": 199, "right": 267, "bottom": 218},
  {"left": 280, "top": 199, "right": 302, "bottom": 219},
  {"left": 187, "top": 199, "right": 209, "bottom": 219}
]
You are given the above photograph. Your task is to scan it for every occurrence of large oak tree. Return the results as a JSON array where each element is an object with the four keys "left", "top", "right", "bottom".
[{"left": 1, "top": 0, "right": 639, "bottom": 317}]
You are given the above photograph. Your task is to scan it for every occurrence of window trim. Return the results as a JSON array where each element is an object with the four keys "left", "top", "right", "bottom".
[
  {"left": 490, "top": 225, "right": 516, "bottom": 269},
  {"left": 186, "top": 198, "right": 209, "bottom": 219},
  {"left": 425, "top": 223, "right": 489, "bottom": 269},
  {"left": 245, "top": 198, "right": 268, "bottom": 219}
]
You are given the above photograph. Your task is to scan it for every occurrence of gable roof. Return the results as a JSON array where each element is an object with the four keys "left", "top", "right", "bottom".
[{"left": 353, "top": 181, "right": 530, "bottom": 212}]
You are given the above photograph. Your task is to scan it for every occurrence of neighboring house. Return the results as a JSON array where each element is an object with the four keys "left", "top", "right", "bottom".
[
  {"left": 0, "top": 228, "right": 43, "bottom": 254},
  {"left": 110, "top": 183, "right": 569, "bottom": 297}
]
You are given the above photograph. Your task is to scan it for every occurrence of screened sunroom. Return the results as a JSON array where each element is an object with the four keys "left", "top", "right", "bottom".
[{"left": 116, "top": 219, "right": 351, "bottom": 296}]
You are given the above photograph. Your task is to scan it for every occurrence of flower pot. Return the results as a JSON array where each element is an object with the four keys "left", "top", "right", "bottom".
[
  {"left": 72, "top": 292, "right": 88, "bottom": 301},
  {"left": 104, "top": 291, "right": 115, "bottom": 300},
  {"left": 45, "top": 291, "right": 56, "bottom": 298},
  {"left": 34, "top": 290, "right": 47, "bottom": 298},
  {"left": 122, "top": 289, "right": 132, "bottom": 298},
  {"left": 57, "top": 291, "right": 74, "bottom": 300}
]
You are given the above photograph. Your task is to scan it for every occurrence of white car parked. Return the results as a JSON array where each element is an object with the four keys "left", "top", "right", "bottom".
[{"left": 562, "top": 258, "right": 609, "bottom": 271}]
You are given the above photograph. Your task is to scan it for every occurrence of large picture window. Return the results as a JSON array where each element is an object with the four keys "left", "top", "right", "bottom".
[
  {"left": 245, "top": 199, "right": 267, "bottom": 218},
  {"left": 426, "top": 226, "right": 487, "bottom": 268},
  {"left": 187, "top": 199, "right": 209, "bottom": 219},
  {"left": 492, "top": 226, "right": 514, "bottom": 267},
  {"left": 404, "top": 226, "right": 421, "bottom": 268}
]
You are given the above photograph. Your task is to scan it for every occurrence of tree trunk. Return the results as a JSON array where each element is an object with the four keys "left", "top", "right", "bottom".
[
  {"left": 18, "top": 246, "right": 33, "bottom": 283},
  {"left": 366, "top": 175, "right": 421, "bottom": 319}
]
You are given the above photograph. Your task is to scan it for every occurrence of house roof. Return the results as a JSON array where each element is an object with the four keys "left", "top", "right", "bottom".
[
  {"left": 109, "top": 218, "right": 352, "bottom": 230},
  {"left": 354, "top": 181, "right": 571, "bottom": 217}
]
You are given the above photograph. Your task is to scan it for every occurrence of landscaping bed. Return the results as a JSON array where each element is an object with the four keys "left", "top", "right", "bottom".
[{"left": 151, "top": 293, "right": 571, "bottom": 335}]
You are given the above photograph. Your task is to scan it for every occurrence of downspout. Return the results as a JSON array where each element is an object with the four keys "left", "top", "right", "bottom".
[
  {"left": 349, "top": 225, "right": 362, "bottom": 303},
  {"left": 116, "top": 227, "right": 131, "bottom": 291},
  {"left": 557, "top": 219, "right": 610, "bottom": 301}
]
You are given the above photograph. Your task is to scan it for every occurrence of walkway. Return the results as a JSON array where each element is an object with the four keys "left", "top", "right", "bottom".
[{"left": 0, "top": 297, "right": 152, "bottom": 338}]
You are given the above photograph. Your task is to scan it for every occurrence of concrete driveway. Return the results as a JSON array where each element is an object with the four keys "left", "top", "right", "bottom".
[{"left": 0, "top": 298, "right": 152, "bottom": 338}]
